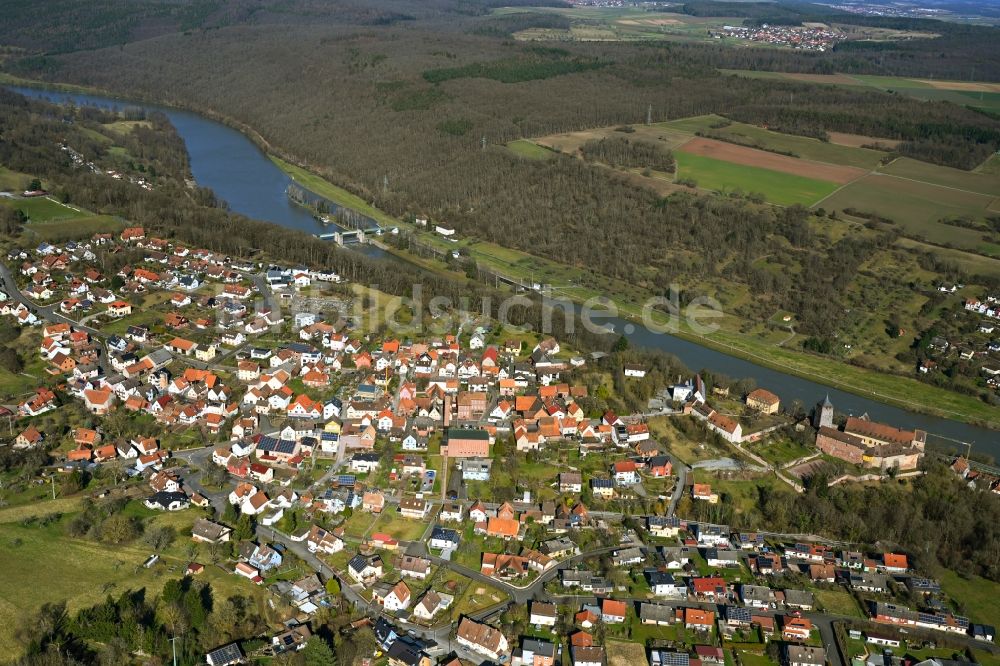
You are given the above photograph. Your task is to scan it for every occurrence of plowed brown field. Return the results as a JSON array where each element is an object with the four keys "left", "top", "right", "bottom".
[{"left": 678, "top": 137, "right": 867, "bottom": 184}]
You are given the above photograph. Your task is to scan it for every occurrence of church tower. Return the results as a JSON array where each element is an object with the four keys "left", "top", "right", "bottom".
[{"left": 814, "top": 394, "right": 834, "bottom": 429}]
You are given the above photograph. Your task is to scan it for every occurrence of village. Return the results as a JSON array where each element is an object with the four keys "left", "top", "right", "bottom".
[
  {"left": 712, "top": 24, "right": 841, "bottom": 51},
  {"left": 0, "top": 226, "right": 996, "bottom": 666}
]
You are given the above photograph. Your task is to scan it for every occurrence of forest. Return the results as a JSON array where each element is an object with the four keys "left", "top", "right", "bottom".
[
  {"left": 685, "top": 461, "right": 1000, "bottom": 584},
  {"left": 580, "top": 136, "right": 676, "bottom": 173}
]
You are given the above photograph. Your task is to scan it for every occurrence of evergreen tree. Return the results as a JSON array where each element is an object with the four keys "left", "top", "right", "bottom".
[{"left": 301, "top": 636, "right": 338, "bottom": 666}]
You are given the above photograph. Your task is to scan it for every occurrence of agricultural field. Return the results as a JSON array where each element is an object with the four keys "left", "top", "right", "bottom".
[
  {"left": 660, "top": 115, "right": 886, "bottom": 169},
  {"left": 505, "top": 139, "right": 555, "bottom": 160},
  {"left": 827, "top": 131, "right": 901, "bottom": 150},
  {"left": 674, "top": 151, "right": 841, "bottom": 206},
  {"left": 878, "top": 157, "right": 1000, "bottom": 196},
  {"left": 678, "top": 137, "right": 866, "bottom": 184},
  {"left": 722, "top": 69, "right": 1000, "bottom": 113},
  {"left": 532, "top": 113, "right": 999, "bottom": 220},
  {"left": 534, "top": 123, "right": 691, "bottom": 156},
  {"left": 820, "top": 174, "right": 999, "bottom": 253},
  {"left": 492, "top": 7, "right": 742, "bottom": 44},
  {"left": 541, "top": 117, "right": 854, "bottom": 207}
]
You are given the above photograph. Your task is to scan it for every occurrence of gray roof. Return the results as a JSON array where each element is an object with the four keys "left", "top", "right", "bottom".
[
  {"left": 640, "top": 603, "right": 674, "bottom": 623},
  {"left": 786, "top": 646, "right": 826, "bottom": 666},
  {"left": 521, "top": 638, "right": 556, "bottom": 658},
  {"left": 783, "top": 589, "right": 815, "bottom": 607}
]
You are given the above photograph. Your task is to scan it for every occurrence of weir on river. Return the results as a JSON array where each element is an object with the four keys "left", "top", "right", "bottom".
[{"left": 9, "top": 84, "right": 997, "bottom": 457}]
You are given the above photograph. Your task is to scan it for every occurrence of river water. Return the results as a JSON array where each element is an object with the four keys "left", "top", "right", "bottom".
[{"left": 10, "top": 85, "right": 999, "bottom": 456}]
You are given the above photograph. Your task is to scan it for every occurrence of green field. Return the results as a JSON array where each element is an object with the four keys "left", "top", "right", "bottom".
[
  {"left": 1, "top": 194, "right": 125, "bottom": 241},
  {"left": 750, "top": 438, "right": 814, "bottom": 467},
  {"left": 27, "top": 215, "right": 125, "bottom": 242},
  {"left": 675, "top": 151, "right": 839, "bottom": 206},
  {"left": 878, "top": 157, "right": 1000, "bottom": 197},
  {"left": 819, "top": 174, "right": 998, "bottom": 252},
  {"left": 896, "top": 238, "right": 1000, "bottom": 278},
  {"left": 506, "top": 139, "right": 555, "bottom": 160},
  {"left": 659, "top": 115, "right": 885, "bottom": 169},
  {"left": 0, "top": 509, "right": 266, "bottom": 657},
  {"left": 938, "top": 569, "right": 1000, "bottom": 628},
  {"left": 370, "top": 511, "right": 431, "bottom": 541},
  {"left": 722, "top": 70, "right": 1000, "bottom": 113},
  {"left": 4, "top": 195, "right": 85, "bottom": 222},
  {"left": 814, "top": 587, "right": 864, "bottom": 618}
]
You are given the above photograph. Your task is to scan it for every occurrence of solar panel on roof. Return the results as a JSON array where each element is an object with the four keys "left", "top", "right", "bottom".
[
  {"left": 207, "top": 643, "right": 242, "bottom": 665},
  {"left": 658, "top": 651, "right": 690, "bottom": 666}
]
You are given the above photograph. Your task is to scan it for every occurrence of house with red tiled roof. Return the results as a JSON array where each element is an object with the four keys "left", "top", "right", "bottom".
[
  {"left": 601, "top": 599, "right": 627, "bottom": 624},
  {"left": 165, "top": 337, "right": 197, "bottom": 355},
  {"left": 881, "top": 553, "right": 908, "bottom": 573},
  {"left": 83, "top": 388, "right": 115, "bottom": 415},
  {"left": 484, "top": 517, "right": 521, "bottom": 540},
  {"left": 14, "top": 426, "right": 44, "bottom": 449},
  {"left": 680, "top": 607, "right": 716, "bottom": 630}
]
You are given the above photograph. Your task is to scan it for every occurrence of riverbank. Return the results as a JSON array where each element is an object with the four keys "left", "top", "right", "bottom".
[
  {"left": 268, "top": 158, "right": 1000, "bottom": 431},
  {"left": 269, "top": 156, "right": 398, "bottom": 229}
]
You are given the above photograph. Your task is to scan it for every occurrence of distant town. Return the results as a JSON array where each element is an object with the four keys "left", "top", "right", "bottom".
[{"left": 713, "top": 25, "right": 841, "bottom": 50}]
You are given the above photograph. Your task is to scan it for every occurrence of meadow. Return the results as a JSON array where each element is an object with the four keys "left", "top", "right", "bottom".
[
  {"left": 878, "top": 157, "right": 1000, "bottom": 196},
  {"left": 0, "top": 194, "right": 125, "bottom": 241},
  {"left": 505, "top": 139, "right": 555, "bottom": 160},
  {"left": 673, "top": 152, "right": 840, "bottom": 206},
  {"left": 820, "top": 174, "right": 998, "bottom": 253},
  {"left": 5, "top": 195, "right": 83, "bottom": 222},
  {"left": 0, "top": 506, "right": 270, "bottom": 656}
]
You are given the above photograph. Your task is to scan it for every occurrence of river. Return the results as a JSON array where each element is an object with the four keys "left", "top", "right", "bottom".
[
  {"left": 8, "top": 86, "right": 386, "bottom": 257},
  {"left": 9, "top": 85, "right": 999, "bottom": 456}
]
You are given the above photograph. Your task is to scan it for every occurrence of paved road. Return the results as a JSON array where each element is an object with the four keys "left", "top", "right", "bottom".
[
  {"left": 250, "top": 272, "right": 281, "bottom": 317},
  {"left": 170, "top": 445, "right": 230, "bottom": 514},
  {"left": 0, "top": 261, "right": 107, "bottom": 340},
  {"left": 0, "top": 261, "right": 113, "bottom": 375},
  {"left": 409, "top": 539, "right": 619, "bottom": 604}
]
